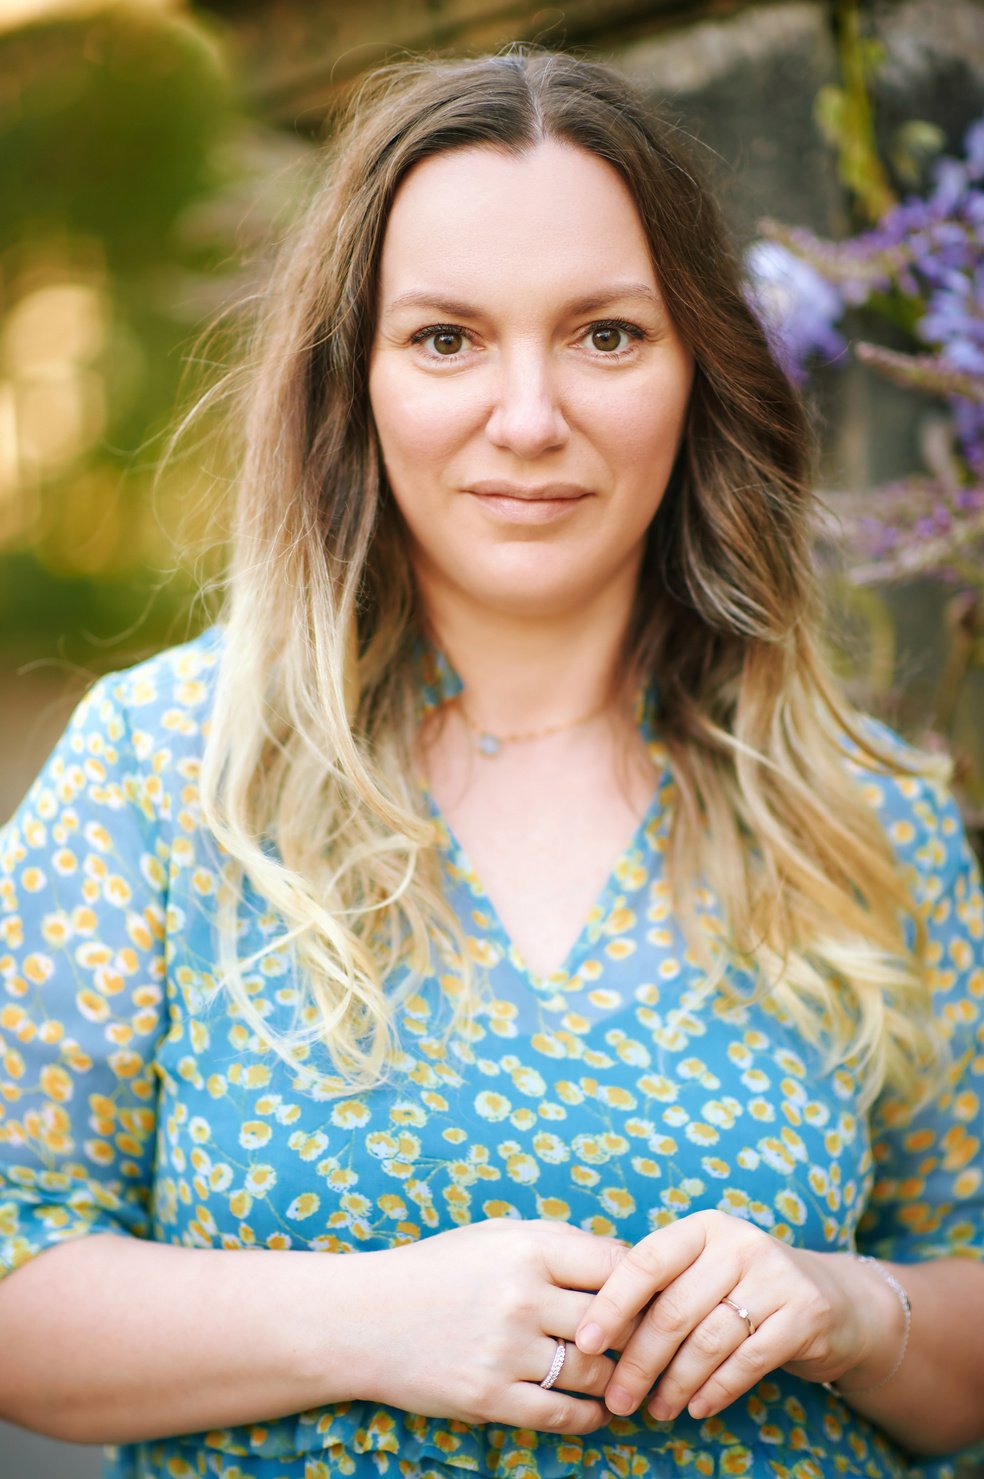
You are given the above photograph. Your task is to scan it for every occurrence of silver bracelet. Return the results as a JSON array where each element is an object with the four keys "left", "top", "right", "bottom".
[{"left": 822, "top": 1253, "right": 912, "bottom": 1398}]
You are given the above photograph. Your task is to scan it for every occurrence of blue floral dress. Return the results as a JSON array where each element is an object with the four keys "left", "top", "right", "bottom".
[{"left": 1, "top": 629, "right": 982, "bottom": 1479}]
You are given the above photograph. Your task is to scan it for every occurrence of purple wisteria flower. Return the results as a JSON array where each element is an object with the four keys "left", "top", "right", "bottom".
[
  {"left": 750, "top": 113, "right": 984, "bottom": 574},
  {"left": 744, "top": 240, "right": 847, "bottom": 383}
]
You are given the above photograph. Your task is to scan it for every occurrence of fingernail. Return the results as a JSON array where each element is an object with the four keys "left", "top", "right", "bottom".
[
  {"left": 689, "top": 1399, "right": 707, "bottom": 1419},
  {"left": 577, "top": 1322, "right": 604, "bottom": 1354},
  {"left": 606, "top": 1385, "right": 633, "bottom": 1415}
]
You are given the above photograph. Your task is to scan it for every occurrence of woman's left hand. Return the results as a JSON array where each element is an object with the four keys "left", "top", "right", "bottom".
[{"left": 574, "top": 1210, "right": 874, "bottom": 1421}]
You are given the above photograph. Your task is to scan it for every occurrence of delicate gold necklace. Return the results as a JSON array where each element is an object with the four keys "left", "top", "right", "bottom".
[{"left": 456, "top": 694, "right": 612, "bottom": 757}]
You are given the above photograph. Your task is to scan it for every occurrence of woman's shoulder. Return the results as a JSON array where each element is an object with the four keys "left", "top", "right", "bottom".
[
  {"left": 8, "top": 627, "right": 226, "bottom": 837},
  {"left": 84, "top": 624, "right": 225, "bottom": 725},
  {"left": 842, "top": 716, "right": 971, "bottom": 899},
  {"left": 64, "top": 624, "right": 225, "bottom": 767}
]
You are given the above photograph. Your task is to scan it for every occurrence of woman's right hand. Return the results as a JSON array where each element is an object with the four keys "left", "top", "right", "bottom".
[{"left": 349, "top": 1218, "right": 627, "bottom": 1433}]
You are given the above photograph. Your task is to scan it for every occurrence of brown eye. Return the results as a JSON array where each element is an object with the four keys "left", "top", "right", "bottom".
[
  {"left": 590, "top": 326, "right": 625, "bottom": 353},
  {"left": 432, "top": 330, "right": 464, "bottom": 355}
]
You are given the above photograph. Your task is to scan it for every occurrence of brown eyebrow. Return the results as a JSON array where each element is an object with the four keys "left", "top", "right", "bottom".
[{"left": 382, "top": 283, "right": 664, "bottom": 318}]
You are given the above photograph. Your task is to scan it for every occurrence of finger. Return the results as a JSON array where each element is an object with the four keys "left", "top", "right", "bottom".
[
  {"left": 646, "top": 1296, "right": 768, "bottom": 1421},
  {"left": 542, "top": 1286, "right": 645, "bottom": 1354},
  {"left": 575, "top": 1218, "right": 709, "bottom": 1357},
  {"left": 522, "top": 1336, "right": 616, "bottom": 1398},
  {"left": 685, "top": 1308, "right": 795, "bottom": 1421},
  {"left": 502, "top": 1381, "right": 612, "bottom": 1436},
  {"left": 541, "top": 1225, "right": 628, "bottom": 1293},
  {"left": 601, "top": 1263, "right": 744, "bottom": 1414}
]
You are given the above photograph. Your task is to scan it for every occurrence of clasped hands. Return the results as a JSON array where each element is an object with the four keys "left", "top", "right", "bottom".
[
  {"left": 571, "top": 1208, "right": 865, "bottom": 1424},
  {"left": 367, "top": 1209, "right": 884, "bottom": 1434}
]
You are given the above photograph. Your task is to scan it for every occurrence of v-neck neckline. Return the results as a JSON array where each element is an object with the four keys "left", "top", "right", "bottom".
[{"left": 422, "top": 747, "right": 671, "bottom": 992}]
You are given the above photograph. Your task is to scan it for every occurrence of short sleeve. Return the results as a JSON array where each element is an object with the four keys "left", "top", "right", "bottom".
[
  {"left": 0, "top": 674, "right": 171, "bottom": 1278},
  {"left": 856, "top": 778, "right": 984, "bottom": 1264}
]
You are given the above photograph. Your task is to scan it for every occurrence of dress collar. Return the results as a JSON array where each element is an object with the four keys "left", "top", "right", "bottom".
[
  {"left": 414, "top": 636, "right": 659, "bottom": 742},
  {"left": 415, "top": 638, "right": 464, "bottom": 716}
]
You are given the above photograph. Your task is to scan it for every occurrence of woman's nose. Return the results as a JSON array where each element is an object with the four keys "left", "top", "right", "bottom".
[{"left": 484, "top": 350, "right": 569, "bottom": 459}]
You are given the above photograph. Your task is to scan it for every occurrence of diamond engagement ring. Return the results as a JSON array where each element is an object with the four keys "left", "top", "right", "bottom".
[
  {"left": 720, "top": 1296, "right": 756, "bottom": 1337},
  {"left": 539, "top": 1338, "right": 567, "bottom": 1389}
]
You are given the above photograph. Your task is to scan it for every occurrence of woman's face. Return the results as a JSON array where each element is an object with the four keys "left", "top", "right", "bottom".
[{"left": 368, "top": 139, "right": 694, "bottom": 622}]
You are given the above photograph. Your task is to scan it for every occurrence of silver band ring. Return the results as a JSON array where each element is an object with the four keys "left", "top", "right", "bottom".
[
  {"left": 720, "top": 1296, "right": 756, "bottom": 1337},
  {"left": 539, "top": 1337, "right": 567, "bottom": 1390}
]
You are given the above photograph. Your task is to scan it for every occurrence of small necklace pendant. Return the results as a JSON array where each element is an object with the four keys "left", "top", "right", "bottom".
[{"left": 477, "top": 732, "right": 502, "bottom": 757}]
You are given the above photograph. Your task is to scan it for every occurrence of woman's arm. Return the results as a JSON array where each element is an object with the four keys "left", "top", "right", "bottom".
[
  {"left": 0, "top": 1233, "right": 368, "bottom": 1443},
  {"left": 0, "top": 1219, "right": 625, "bottom": 1445},
  {"left": 809, "top": 1250, "right": 984, "bottom": 1454}
]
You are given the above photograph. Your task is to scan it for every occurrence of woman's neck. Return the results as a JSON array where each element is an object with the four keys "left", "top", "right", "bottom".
[{"left": 417, "top": 574, "right": 637, "bottom": 735}]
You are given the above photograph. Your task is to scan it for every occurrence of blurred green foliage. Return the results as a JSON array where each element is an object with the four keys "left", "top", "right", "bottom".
[{"left": 0, "top": 4, "right": 251, "bottom": 664}]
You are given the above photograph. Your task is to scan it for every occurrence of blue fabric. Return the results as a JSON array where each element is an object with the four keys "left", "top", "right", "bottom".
[{"left": 1, "top": 629, "right": 982, "bottom": 1479}]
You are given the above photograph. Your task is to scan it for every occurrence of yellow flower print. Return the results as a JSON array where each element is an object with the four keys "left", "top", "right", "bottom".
[
  {"left": 942, "top": 1125, "right": 980, "bottom": 1170},
  {"left": 467, "top": 937, "right": 501, "bottom": 967},
  {"left": 103, "top": 875, "right": 132, "bottom": 908},
  {"left": 584, "top": 1214, "right": 616, "bottom": 1236},
  {"left": 536, "top": 1196, "right": 570, "bottom": 1219},
  {"left": 76, "top": 988, "right": 110, "bottom": 1024},
  {"left": 613, "top": 1035, "right": 651, "bottom": 1068},
  {"left": 482, "top": 1200, "right": 519, "bottom": 1219},
  {"left": 39, "top": 1064, "right": 72, "bottom": 1103},
  {"left": 244, "top": 1164, "right": 276, "bottom": 1197},
  {"left": 597, "top": 1084, "right": 636, "bottom": 1110},
  {"left": 475, "top": 1090, "right": 511, "bottom": 1121},
  {"left": 504, "top": 1153, "right": 539, "bottom": 1185},
  {"left": 759, "top": 1138, "right": 795, "bottom": 1173},
  {"left": 23, "top": 953, "right": 54, "bottom": 986},
  {"left": 775, "top": 1189, "right": 807, "bottom": 1226},
  {"left": 600, "top": 1186, "right": 636, "bottom": 1217},
  {"left": 510, "top": 1064, "right": 546, "bottom": 1096},
  {"left": 340, "top": 1192, "right": 372, "bottom": 1217},
  {"left": 229, "top": 1190, "right": 252, "bottom": 1218},
  {"left": 289, "top": 1129, "right": 329, "bottom": 1161},
  {"left": 528, "top": 1031, "right": 566, "bottom": 1060},
  {"left": 326, "top": 1166, "right": 360, "bottom": 1191},
  {"left": 532, "top": 1131, "right": 569, "bottom": 1164},
  {"left": 238, "top": 1121, "right": 273, "bottom": 1150},
  {"left": 747, "top": 1200, "right": 774, "bottom": 1228},
  {"left": 587, "top": 988, "right": 622, "bottom": 1010},
  {"left": 570, "top": 1134, "right": 610, "bottom": 1164},
  {"left": 638, "top": 1073, "right": 677, "bottom": 1101}
]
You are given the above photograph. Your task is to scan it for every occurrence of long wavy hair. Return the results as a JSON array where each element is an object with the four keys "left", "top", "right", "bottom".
[{"left": 199, "top": 48, "right": 947, "bottom": 1106}]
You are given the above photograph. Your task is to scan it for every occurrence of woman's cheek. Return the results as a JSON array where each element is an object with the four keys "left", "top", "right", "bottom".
[{"left": 373, "top": 363, "right": 484, "bottom": 463}]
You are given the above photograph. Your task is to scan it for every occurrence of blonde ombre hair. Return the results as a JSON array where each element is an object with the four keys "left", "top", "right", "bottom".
[{"left": 200, "top": 49, "right": 948, "bottom": 1107}]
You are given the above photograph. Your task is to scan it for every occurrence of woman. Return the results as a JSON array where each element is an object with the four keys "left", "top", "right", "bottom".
[{"left": 0, "top": 47, "right": 982, "bottom": 1479}]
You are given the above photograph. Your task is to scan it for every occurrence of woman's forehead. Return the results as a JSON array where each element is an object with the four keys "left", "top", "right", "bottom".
[{"left": 376, "top": 140, "right": 659, "bottom": 307}]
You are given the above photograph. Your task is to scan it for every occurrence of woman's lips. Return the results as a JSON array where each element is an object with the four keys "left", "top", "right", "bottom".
[{"left": 464, "top": 482, "right": 592, "bottom": 524}]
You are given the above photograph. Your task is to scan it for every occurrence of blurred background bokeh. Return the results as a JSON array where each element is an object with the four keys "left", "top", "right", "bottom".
[{"left": 1, "top": 0, "right": 982, "bottom": 1473}]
